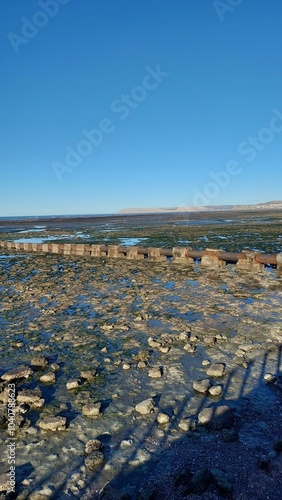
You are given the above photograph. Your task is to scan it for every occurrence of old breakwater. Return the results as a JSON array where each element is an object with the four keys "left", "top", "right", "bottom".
[{"left": 0, "top": 240, "right": 281, "bottom": 272}]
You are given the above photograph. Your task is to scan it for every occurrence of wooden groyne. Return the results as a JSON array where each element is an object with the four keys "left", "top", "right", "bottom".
[{"left": 0, "top": 241, "right": 281, "bottom": 272}]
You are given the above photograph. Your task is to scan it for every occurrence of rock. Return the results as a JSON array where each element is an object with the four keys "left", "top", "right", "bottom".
[
  {"left": 148, "top": 367, "right": 162, "bottom": 378},
  {"left": 190, "top": 335, "right": 199, "bottom": 342},
  {"left": 66, "top": 378, "right": 83, "bottom": 390},
  {"left": 198, "top": 405, "right": 234, "bottom": 430},
  {"left": 40, "top": 372, "right": 55, "bottom": 384},
  {"left": 137, "top": 361, "right": 147, "bottom": 369},
  {"left": 202, "top": 359, "right": 211, "bottom": 366},
  {"left": 210, "top": 468, "right": 233, "bottom": 493},
  {"left": 134, "top": 350, "right": 150, "bottom": 362},
  {"left": 135, "top": 398, "right": 155, "bottom": 415},
  {"left": 80, "top": 369, "right": 97, "bottom": 380},
  {"left": 122, "top": 363, "right": 131, "bottom": 370},
  {"left": 85, "top": 439, "right": 103, "bottom": 454},
  {"left": 193, "top": 379, "right": 211, "bottom": 394},
  {"left": 30, "top": 356, "right": 48, "bottom": 369},
  {"left": 82, "top": 402, "right": 102, "bottom": 417},
  {"left": 178, "top": 332, "right": 189, "bottom": 342},
  {"left": 148, "top": 337, "right": 161, "bottom": 349},
  {"left": 50, "top": 363, "right": 60, "bottom": 372},
  {"left": 120, "top": 439, "right": 134, "bottom": 448},
  {"left": 183, "top": 343, "right": 196, "bottom": 353},
  {"left": 1, "top": 365, "right": 33, "bottom": 381},
  {"left": 85, "top": 451, "right": 104, "bottom": 470},
  {"left": 178, "top": 418, "right": 196, "bottom": 432},
  {"left": 238, "top": 343, "right": 254, "bottom": 352},
  {"left": 38, "top": 416, "right": 66, "bottom": 431},
  {"left": 157, "top": 413, "right": 170, "bottom": 424},
  {"left": 274, "top": 439, "right": 282, "bottom": 452},
  {"left": 208, "top": 385, "right": 222, "bottom": 397},
  {"left": 264, "top": 373, "right": 276, "bottom": 383},
  {"left": 206, "top": 363, "right": 225, "bottom": 377},
  {"left": 159, "top": 346, "right": 170, "bottom": 354},
  {"left": 17, "top": 388, "right": 45, "bottom": 408},
  {"left": 11, "top": 340, "right": 24, "bottom": 348}
]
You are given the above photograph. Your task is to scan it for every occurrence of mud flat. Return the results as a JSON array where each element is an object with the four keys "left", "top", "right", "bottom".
[{"left": 0, "top": 250, "right": 282, "bottom": 499}]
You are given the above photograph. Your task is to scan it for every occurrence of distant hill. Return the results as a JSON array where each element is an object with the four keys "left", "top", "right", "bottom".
[{"left": 118, "top": 201, "right": 282, "bottom": 214}]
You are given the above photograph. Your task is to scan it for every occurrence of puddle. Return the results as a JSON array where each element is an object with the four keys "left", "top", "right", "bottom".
[{"left": 118, "top": 238, "right": 148, "bottom": 246}]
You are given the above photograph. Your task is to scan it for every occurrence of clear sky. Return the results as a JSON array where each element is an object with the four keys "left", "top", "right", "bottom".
[{"left": 1, "top": 0, "right": 282, "bottom": 216}]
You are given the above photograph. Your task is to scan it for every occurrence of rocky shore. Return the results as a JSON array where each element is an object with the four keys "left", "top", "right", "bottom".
[{"left": 0, "top": 250, "right": 282, "bottom": 499}]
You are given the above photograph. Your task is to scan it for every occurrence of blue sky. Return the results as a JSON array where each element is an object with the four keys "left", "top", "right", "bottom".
[{"left": 1, "top": 0, "right": 282, "bottom": 216}]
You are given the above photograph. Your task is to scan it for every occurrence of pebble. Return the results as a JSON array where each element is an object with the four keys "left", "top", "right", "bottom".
[
  {"left": 40, "top": 372, "right": 56, "bottom": 384},
  {"left": 80, "top": 369, "right": 97, "bottom": 380},
  {"left": 85, "top": 439, "right": 103, "bottom": 454},
  {"left": 30, "top": 356, "right": 48, "bottom": 369},
  {"left": 206, "top": 363, "right": 225, "bottom": 377},
  {"left": 82, "top": 402, "right": 102, "bottom": 417},
  {"left": 193, "top": 379, "right": 211, "bottom": 393},
  {"left": 50, "top": 363, "right": 60, "bottom": 372},
  {"left": 66, "top": 378, "right": 83, "bottom": 390},
  {"left": 157, "top": 413, "right": 170, "bottom": 424},
  {"left": 135, "top": 398, "right": 155, "bottom": 415},
  {"left": 184, "top": 343, "right": 196, "bottom": 353},
  {"left": 148, "top": 367, "right": 162, "bottom": 378},
  {"left": 202, "top": 359, "right": 211, "bottom": 366},
  {"left": 178, "top": 418, "right": 196, "bottom": 432},
  {"left": 122, "top": 363, "right": 131, "bottom": 370},
  {"left": 264, "top": 373, "right": 276, "bottom": 383},
  {"left": 209, "top": 385, "right": 222, "bottom": 397},
  {"left": 137, "top": 361, "right": 147, "bottom": 369},
  {"left": 38, "top": 416, "right": 66, "bottom": 432}
]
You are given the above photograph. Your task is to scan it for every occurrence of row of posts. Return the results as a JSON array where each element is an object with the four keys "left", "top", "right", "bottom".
[{"left": 0, "top": 241, "right": 281, "bottom": 272}]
